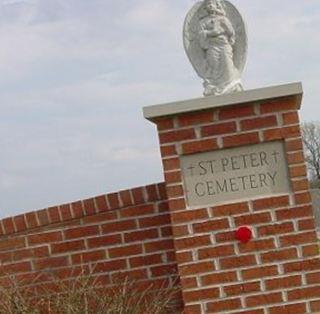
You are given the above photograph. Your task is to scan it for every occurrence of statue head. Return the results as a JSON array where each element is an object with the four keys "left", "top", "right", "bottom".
[{"left": 204, "top": 0, "right": 225, "bottom": 16}]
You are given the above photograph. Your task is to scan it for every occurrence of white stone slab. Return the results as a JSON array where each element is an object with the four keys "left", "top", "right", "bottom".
[
  {"left": 180, "top": 141, "right": 291, "bottom": 208},
  {"left": 143, "top": 82, "right": 303, "bottom": 121}
]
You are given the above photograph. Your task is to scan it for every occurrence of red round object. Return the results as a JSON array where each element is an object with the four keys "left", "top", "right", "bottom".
[{"left": 235, "top": 226, "right": 252, "bottom": 243}]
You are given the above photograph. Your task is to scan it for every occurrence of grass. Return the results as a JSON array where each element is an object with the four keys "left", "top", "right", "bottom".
[{"left": 0, "top": 269, "right": 181, "bottom": 314}]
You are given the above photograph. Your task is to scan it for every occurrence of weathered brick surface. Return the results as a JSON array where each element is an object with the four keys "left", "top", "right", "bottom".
[{"left": 153, "top": 95, "right": 320, "bottom": 313}]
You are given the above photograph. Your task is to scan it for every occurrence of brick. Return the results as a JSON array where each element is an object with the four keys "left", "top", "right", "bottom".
[
  {"left": 157, "top": 183, "right": 167, "bottom": 199},
  {"left": 159, "top": 128, "right": 196, "bottom": 144},
  {"left": 193, "top": 218, "right": 229, "bottom": 233},
  {"left": 150, "top": 263, "right": 177, "bottom": 277},
  {"left": 180, "top": 261, "right": 215, "bottom": 276},
  {"left": 0, "top": 237, "right": 25, "bottom": 251},
  {"left": 125, "top": 229, "right": 159, "bottom": 244},
  {"left": 0, "top": 261, "right": 32, "bottom": 274},
  {"left": 306, "top": 272, "right": 320, "bottom": 284},
  {"left": 160, "top": 145, "right": 177, "bottom": 157},
  {"left": 236, "top": 310, "right": 264, "bottom": 314},
  {"left": 119, "top": 190, "right": 133, "bottom": 207},
  {"left": 182, "top": 138, "right": 218, "bottom": 154},
  {"left": 298, "top": 218, "right": 315, "bottom": 231},
  {"left": 201, "top": 271, "right": 237, "bottom": 286},
  {"left": 207, "top": 298, "right": 241, "bottom": 312},
  {"left": 234, "top": 212, "right": 271, "bottom": 226},
  {"left": 246, "top": 292, "right": 282, "bottom": 307},
  {"left": 83, "top": 198, "right": 96, "bottom": 215},
  {"left": 198, "top": 244, "right": 235, "bottom": 259},
  {"left": 139, "top": 214, "right": 170, "bottom": 228},
  {"left": 280, "top": 231, "right": 317, "bottom": 247},
  {"left": 215, "top": 231, "right": 236, "bottom": 243},
  {"left": 180, "top": 277, "right": 198, "bottom": 289},
  {"left": 283, "top": 111, "right": 299, "bottom": 125},
  {"left": 269, "top": 303, "right": 306, "bottom": 314},
  {"left": 175, "top": 235, "right": 211, "bottom": 250},
  {"left": 224, "top": 281, "right": 261, "bottom": 297},
  {"left": 37, "top": 209, "right": 50, "bottom": 226},
  {"left": 287, "top": 285, "right": 320, "bottom": 301},
  {"left": 264, "top": 126, "right": 301, "bottom": 141},
  {"left": 287, "top": 151, "right": 305, "bottom": 165},
  {"left": 252, "top": 195, "right": 289, "bottom": 211},
  {"left": 82, "top": 211, "right": 117, "bottom": 224},
  {"left": 284, "top": 258, "right": 320, "bottom": 273},
  {"left": 94, "top": 259, "right": 127, "bottom": 272},
  {"left": 260, "top": 97, "right": 297, "bottom": 113},
  {"left": 2, "top": 217, "right": 15, "bottom": 234},
  {"left": 172, "top": 225, "right": 189, "bottom": 237},
  {"left": 258, "top": 222, "right": 294, "bottom": 236},
  {"left": 184, "top": 305, "right": 201, "bottom": 314},
  {"left": 219, "top": 104, "right": 255, "bottom": 120},
  {"left": 176, "top": 251, "right": 193, "bottom": 264},
  {"left": 87, "top": 234, "right": 122, "bottom": 248},
  {"left": 163, "top": 157, "right": 180, "bottom": 171},
  {"left": 239, "top": 238, "right": 275, "bottom": 253},
  {"left": 107, "top": 193, "right": 120, "bottom": 209},
  {"left": 109, "top": 244, "right": 142, "bottom": 258},
  {"left": 71, "top": 201, "right": 84, "bottom": 218},
  {"left": 183, "top": 287, "right": 219, "bottom": 302},
  {"left": 102, "top": 219, "right": 137, "bottom": 234},
  {"left": 156, "top": 117, "right": 174, "bottom": 131},
  {"left": 164, "top": 171, "right": 182, "bottom": 184},
  {"left": 302, "top": 244, "right": 319, "bottom": 257},
  {"left": 51, "top": 240, "right": 85, "bottom": 254},
  {"left": 25, "top": 212, "right": 39, "bottom": 229},
  {"left": 294, "top": 192, "right": 311, "bottom": 205},
  {"left": 211, "top": 202, "right": 249, "bottom": 217},
  {"left": 145, "top": 184, "right": 158, "bottom": 202},
  {"left": 265, "top": 275, "right": 302, "bottom": 290},
  {"left": 289, "top": 165, "right": 307, "bottom": 178},
  {"left": 158, "top": 201, "right": 169, "bottom": 213},
  {"left": 131, "top": 187, "right": 145, "bottom": 204},
  {"left": 144, "top": 239, "right": 173, "bottom": 253},
  {"left": 94, "top": 195, "right": 108, "bottom": 212},
  {"left": 166, "top": 185, "right": 184, "bottom": 198},
  {"left": 285, "top": 138, "right": 303, "bottom": 152},
  {"left": 72, "top": 250, "right": 105, "bottom": 264},
  {"left": 311, "top": 300, "right": 320, "bottom": 312},
  {"left": 292, "top": 178, "right": 309, "bottom": 192},
  {"left": 13, "top": 246, "right": 49, "bottom": 261},
  {"left": 64, "top": 225, "right": 99, "bottom": 239},
  {"left": 34, "top": 257, "right": 68, "bottom": 270},
  {"left": 261, "top": 248, "right": 297, "bottom": 263},
  {"left": 161, "top": 226, "right": 172, "bottom": 237},
  {"left": 59, "top": 204, "right": 72, "bottom": 221},
  {"left": 13, "top": 215, "right": 27, "bottom": 232},
  {"left": 171, "top": 208, "right": 208, "bottom": 224},
  {"left": 240, "top": 115, "right": 277, "bottom": 131},
  {"left": 120, "top": 204, "right": 155, "bottom": 218},
  {"left": 28, "top": 231, "right": 62, "bottom": 245},
  {"left": 223, "top": 132, "right": 260, "bottom": 148},
  {"left": 201, "top": 121, "right": 236, "bottom": 137},
  {"left": 276, "top": 205, "right": 313, "bottom": 220},
  {"left": 242, "top": 265, "right": 279, "bottom": 280},
  {"left": 129, "top": 253, "right": 163, "bottom": 268},
  {"left": 220, "top": 254, "right": 256, "bottom": 270},
  {"left": 178, "top": 111, "right": 214, "bottom": 127},
  {"left": 169, "top": 198, "right": 186, "bottom": 211}
]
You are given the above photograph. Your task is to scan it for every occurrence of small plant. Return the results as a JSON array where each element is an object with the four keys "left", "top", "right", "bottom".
[{"left": 0, "top": 269, "right": 180, "bottom": 314}]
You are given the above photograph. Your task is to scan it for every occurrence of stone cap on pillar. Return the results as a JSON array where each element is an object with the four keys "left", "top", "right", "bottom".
[{"left": 143, "top": 82, "right": 303, "bottom": 122}]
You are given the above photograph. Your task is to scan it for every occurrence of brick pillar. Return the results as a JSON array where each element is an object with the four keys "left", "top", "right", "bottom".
[{"left": 144, "top": 83, "right": 320, "bottom": 314}]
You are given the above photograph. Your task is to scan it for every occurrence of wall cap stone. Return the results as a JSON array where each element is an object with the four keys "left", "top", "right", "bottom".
[{"left": 143, "top": 82, "right": 303, "bottom": 121}]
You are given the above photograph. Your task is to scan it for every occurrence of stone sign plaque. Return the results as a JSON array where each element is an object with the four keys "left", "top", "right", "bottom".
[{"left": 181, "top": 141, "right": 291, "bottom": 208}]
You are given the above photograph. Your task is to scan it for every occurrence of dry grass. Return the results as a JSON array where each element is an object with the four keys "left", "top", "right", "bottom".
[{"left": 0, "top": 269, "right": 180, "bottom": 314}]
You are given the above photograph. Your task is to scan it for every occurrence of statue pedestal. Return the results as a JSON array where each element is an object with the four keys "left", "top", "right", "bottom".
[{"left": 144, "top": 83, "right": 320, "bottom": 313}]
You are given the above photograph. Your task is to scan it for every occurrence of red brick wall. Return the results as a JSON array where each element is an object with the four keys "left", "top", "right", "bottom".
[
  {"left": 154, "top": 96, "right": 320, "bottom": 313},
  {"left": 0, "top": 183, "right": 181, "bottom": 305}
]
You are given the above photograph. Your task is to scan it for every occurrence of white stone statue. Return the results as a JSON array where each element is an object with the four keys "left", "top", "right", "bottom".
[{"left": 183, "top": 0, "right": 247, "bottom": 96}]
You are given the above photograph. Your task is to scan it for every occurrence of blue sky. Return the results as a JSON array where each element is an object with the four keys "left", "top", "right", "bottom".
[{"left": 0, "top": 0, "right": 319, "bottom": 217}]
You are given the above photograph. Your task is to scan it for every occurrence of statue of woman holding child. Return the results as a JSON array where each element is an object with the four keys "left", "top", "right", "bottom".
[{"left": 183, "top": 0, "right": 247, "bottom": 96}]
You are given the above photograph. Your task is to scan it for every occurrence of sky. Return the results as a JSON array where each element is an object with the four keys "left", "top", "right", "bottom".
[{"left": 0, "top": 0, "right": 319, "bottom": 218}]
